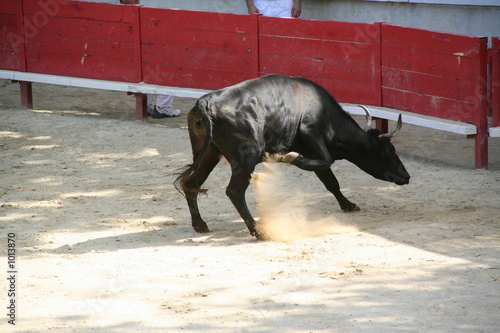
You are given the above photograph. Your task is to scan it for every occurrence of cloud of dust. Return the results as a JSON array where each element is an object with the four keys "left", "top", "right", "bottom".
[{"left": 254, "top": 162, "right": 358, "bottom": 241}]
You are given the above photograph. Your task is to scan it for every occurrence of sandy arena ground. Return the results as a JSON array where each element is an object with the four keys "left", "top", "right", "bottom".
[{"left": 0, "top": 80, "right": 499, "bottom": 332}]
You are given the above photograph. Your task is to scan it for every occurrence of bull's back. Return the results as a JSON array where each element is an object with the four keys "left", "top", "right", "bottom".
[{"left": 202, "top": 76, "right": 328, "bottom": 152}]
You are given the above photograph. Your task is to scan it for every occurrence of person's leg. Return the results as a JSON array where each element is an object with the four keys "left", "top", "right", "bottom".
[
  {"left": 147, "top": 94, "right": 154, "bottom": 114},
  {"left": 153, "top": 95, "right": 181, "bottom": 118},
  {"left": 156, "top": 95, "right": 174, "bottom": 108}
]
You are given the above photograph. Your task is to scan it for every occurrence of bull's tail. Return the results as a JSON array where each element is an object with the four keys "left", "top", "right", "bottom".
[{"left": 174, "top": 100, "right": 213, "bottom": 195}]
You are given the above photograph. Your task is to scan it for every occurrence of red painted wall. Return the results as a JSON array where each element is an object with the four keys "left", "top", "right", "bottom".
[{"left": 0, "top": 0, "right": 494, "bottom": 133}]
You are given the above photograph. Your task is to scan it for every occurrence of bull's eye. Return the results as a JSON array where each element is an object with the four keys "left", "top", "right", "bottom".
[{"left": 196, "top": 120, "right": 202, "bottom": 128}]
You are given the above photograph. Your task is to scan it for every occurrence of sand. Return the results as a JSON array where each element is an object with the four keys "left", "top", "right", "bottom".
[{"left": 0, "top": 80, "right": 499, "bottom": 332}]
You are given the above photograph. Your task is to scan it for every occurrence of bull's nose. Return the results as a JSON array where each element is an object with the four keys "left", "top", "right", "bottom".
[
  {"left": 384, "top": 171, "right": 410, "bottom": 185},
  {"left": 397, "top": 173, "right": 410, "bottom": 185},
  {"left": 397, "top": 177, "right": 410, "bottom": 185}
]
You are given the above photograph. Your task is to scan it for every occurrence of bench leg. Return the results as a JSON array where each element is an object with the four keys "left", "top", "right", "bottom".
[
  {"left": 135, "top": 93, "right": 148, "bottom": 121},
  {"left": 20, "top": 81, "right": 33, "bottom": 109},
  {"left": 474, "top": 128, "right": 489, "bottom": 169},
  {"left": 375, "top": 117, "right": 388, "bottom": 133}
]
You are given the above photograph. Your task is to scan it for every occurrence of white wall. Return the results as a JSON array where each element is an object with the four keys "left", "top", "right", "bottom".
[
  {"left": 302, "top": 0, "right": 500, "bottom": 40},
  {"left": 139, "top": 0, "right": 500, "bottom": 40}
]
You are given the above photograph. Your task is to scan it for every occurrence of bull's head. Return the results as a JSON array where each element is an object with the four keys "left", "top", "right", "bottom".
[{"left": 351, "top": 106, "right": 410, "bottom": 185}]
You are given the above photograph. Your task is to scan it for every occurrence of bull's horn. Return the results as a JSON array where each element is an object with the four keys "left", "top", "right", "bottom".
[
  {"left": 379, "top": 114, "right": 403, "bottom": 139},
  {"left": 359, "top": 105, "right": 372, "bottom": 131}
]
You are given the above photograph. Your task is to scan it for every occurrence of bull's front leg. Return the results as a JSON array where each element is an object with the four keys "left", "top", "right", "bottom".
[
  {"left": 281, "top": 152, "right": 359, "bottom": 211},
  {"left": 281, "top": 130, "right": 333, "bottom": 171},
  {"left": 282, "top": 151, "right": 332, "bottom": 171},
  {"left": 314, "top": 169, "right": 360, "bottom": 212}
]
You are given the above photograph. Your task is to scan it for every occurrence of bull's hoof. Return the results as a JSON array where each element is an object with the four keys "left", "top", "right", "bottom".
[
  {"left": 193, "top": 223, "right": 210, "bottom": 233},
  {"left": 341, "top": 203, "right": 360, "bottom": 212},
  {"left": 282, "top": 152, "right": 300, "bottom": 163},
  {"left": 252, "top": 230, "right": 269, "bottom": 241}
]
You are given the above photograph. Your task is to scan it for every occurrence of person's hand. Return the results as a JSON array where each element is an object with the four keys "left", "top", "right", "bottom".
[
  {"left": 247, "top": 4, "right": 260, "bottom": 14},
  {"left": 291, "top": 0, "right": 302, "bottom": 17}
]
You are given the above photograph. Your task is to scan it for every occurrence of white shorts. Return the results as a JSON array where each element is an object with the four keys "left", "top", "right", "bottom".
[{"left": 253, "top": 0, "right": 293, "bottom": 18}]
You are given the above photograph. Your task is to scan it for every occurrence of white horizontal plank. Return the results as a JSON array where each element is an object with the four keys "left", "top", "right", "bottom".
[
  {"left": 0, "top": 70, "right": 210, "bottom": 99},
  {"left": 489, "top": 127, "right": 500, "bottom": 137},
  {"left": 126, "top": 83, "right": 210, "bottom": 99},
  {"left": 342, "top": 104, "right": 477, "bottom": 136},
  {"left": 1, "top": 70, "right": 479, "bottom": 136}
]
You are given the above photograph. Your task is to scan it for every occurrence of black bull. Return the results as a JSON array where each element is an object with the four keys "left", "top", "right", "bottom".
[{"left": 176, "top": 75, "right": 410, "bottom": 239}]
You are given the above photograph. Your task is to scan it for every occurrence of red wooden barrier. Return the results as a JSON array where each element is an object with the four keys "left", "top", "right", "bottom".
[
  {"left": 381, "top": 25, "right": 489, "bottom": 168},
  {"left": 22, "top": 0, "right": 141, "bottom": 82},
  {"left": 1, "top": 1, "right": 495, "bottom": 167},
  {"left": 258, "top": 17, "right": 381, "bottom": 106},
  {"left": 492, "top": 37, "right": 500, "bottom": 127},
  {"left": 140, "top": 8, "right": 258, "bottom": 90},
  {"left": 0, "top": 0, "right": 25, "bottom": 71}
]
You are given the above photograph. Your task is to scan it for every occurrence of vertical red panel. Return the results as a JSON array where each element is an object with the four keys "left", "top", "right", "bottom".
[
  {"left": 492, "top": 37, "right": 500, "bottom": 127},
  {"left": 22, "top": 0, "right": 139, "bottom": 82},
  {"left": 0, "top": 0, "right": 25, "bottom": 71},
  {"left": 140, "top": 8, "right": 256, "bottom": 90}
]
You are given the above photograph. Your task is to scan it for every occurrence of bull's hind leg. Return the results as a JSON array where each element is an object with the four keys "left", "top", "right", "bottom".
[
  {"left": 222, "top": 146, "right": 263, "bottom": 237},
  {"left": 180, "top": 146, "right": 222, "bottom": 233},
  {"left": 226, "top": 170, "right": 260, "bottom": 237}
]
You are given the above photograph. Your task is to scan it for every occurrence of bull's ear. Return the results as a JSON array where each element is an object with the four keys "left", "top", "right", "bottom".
[{"left": 363, "top": 130, "right": 386, "bottom": 153}]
